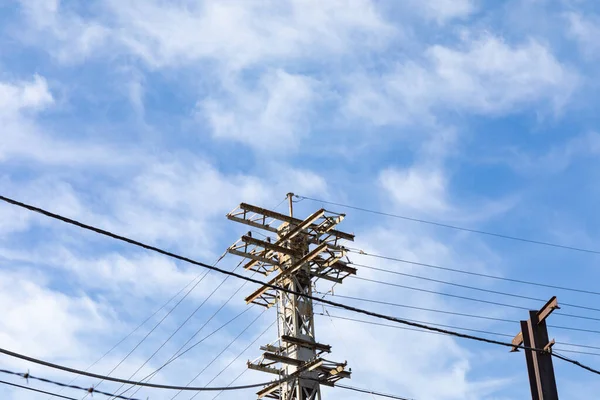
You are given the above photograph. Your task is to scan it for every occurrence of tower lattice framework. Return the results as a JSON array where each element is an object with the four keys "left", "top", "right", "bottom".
[{"left": 226, "top": 196, "right": 355, "bottom": 399}]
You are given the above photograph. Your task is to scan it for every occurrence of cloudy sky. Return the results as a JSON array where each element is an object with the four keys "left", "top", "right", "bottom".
[{"left": 2, "top": 0, "right": 600, "bottom": 399}]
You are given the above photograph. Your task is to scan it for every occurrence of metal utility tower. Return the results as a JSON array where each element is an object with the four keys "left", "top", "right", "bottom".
[{"left": 226, "top": 194, "right": 355, "bottom": 400}]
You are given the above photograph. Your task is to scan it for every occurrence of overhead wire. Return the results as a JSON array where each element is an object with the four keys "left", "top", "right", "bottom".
[
  {"left": 112, "top": 307, "right": 253, "bottom": 400},
  {"left": 125, "top": 196, "right": 289, "bottom": 399},
  {"left": 317, "top": 312, "right": 600, "bottom": 357},
  {"left": 351, "top": 261, "right": 600, "bottom": 313},
  {"left": 0, "top": 345, "right": 300, "bottom": 391},
  {"left": 48, "top": 272, "right": 201, "bottom": 400},
  {"left": 128, "top": 307, "right": 253, "bottom": 400},
  {"left": 125, "top": 266, "right": 261, "bottom": 399},
  {"left": 85, "top": 254, "right": 222, "bottom": 398},
  {"left": 318, "top": 291, "right": 600, "bottom": 336},
  {"left": 1, "top": 195, "right": 599, "bottom": 377},
  {"left": 0, "top": 379, "right": 78, "bottom": 400},
  {"left": 110, "top": 258, "right": 242, "bottom": 399},
  {"left": 320, "top": 306, "right": 514, "bottom": 338},
  {"left": 336, "top": 383, "right": 414, "bottom": 400},
  {"left": 349, "top": 250, "right": 600, "bottom": 297},
  {"left": 0, "top": 369, "right": 140, "bottom": 399},
  {"left": 351, "top": 275, "right": 600, "bottom": 323},
  {"left": 182, "top": 310, "right": 268, "bottom": 400},
  {"left": 208, "top": 321, "right": 277, "bottom": 400},
  {"left": 295, "top": 195, "right": 600, "bottom": 255}
]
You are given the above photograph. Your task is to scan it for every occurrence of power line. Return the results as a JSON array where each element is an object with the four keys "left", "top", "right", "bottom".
[
  {"left": 113, "top": 307, "right": 254, "bottom": 400},
  {"left": 352, "top": 275, "right": 600, "bottom": 322},
  {"left": 318, "top": 313, "right": 600, "bottom": 357},
  {"left": 296, "top": 195, "right": 600, "bottom": 255},
  {"left": 208, "top": 321, "right": 277, "bottom": 400},
  {"left": 88, "top": 262, "right": 216, "bottom": 397},
  {"left": 0, "top": 369, "right": 140, "bottom": 399},
  {"left": 319, "top": 291, "right": 600, "bottom": 337},
  {"left": 108, "top": 258, "right": 236, "bottom": 399},
  {"left": 0, "top": 346, "right": 294, "bottom": 391},
  {"left": 336, "top": 383, "right": 413, "bottom": 400},
  {"left": 352, "top": 275, "right": 531, "bottom": 309},
  {"left": 1, "top": 195, "right": 599, "bottom": 377},
  {"left": 184, "top": 310, "right": 268, "bottom": 400},
  {"left": 125, "top": 270, "right": 261, "bottom": 400},
  {"left": 321, "top": 308, "right": 513, "bottom": 337},
  {"left": 50, "top": 272, "right": 202, "bottom": 400},
  {"left": 0, "top": 379, "right": 78, "bottom": 400},
  {"left": 348, "top": 250, "right": 600, "bottom": 297},
  {"left": 351, "top": 261, "right": 600, "bottom": 313}
]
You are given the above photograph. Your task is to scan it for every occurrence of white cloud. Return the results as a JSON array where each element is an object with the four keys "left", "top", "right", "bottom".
[
  {"left": 380, "top": 166, "right": 450, "bottom": 213},
  {"left": 16, "top": 0, "right": 394, "bottom": 69},
  {"left": 0, "top": 268, "right": 110, "bottom": 360},
  {"left": 200, "top": 70, "right": 316, "bottom": 151},
  {"left": 499, "top": 131, "right": 600, "bottom": 176},
  {"left": 16, "top": 0, "right": 109, "bottom": 63},
  {"left": 0, "top": 75, "right": 142, "bottom": 166},
  {"left": 346, "top": 34, "right": 578, "bottom": 126},
  {"left": 566, "top": 12, "right": 600, "bottom": 59},
  {"left": 408, "top": 0, "right": 477, "bottom": 24},
  {"left": 103, "top": 0, "right": 393, "bottom": 70},
  {"left": 0, "top": 74, "right": 53, "bottom": 114}
]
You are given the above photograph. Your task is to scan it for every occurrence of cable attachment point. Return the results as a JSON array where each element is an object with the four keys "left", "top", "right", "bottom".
[{"left": 544, "top": 339, "right": 556, "bottom": 354}]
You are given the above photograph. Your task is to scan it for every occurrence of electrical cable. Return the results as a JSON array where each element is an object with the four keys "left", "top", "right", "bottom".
[
  {"left": 336, "top": 383, "right": 413, "bottom": 400},
  {"left": 318, "top": 291, "right": 600, "bottom": 337},
  {"left": 207, "top": 321, "right": 277, "bottom": 400},
  {"left": 351, "top": 261, "right": 600, "bottom": 313},
  {"left": 115, "top": 307, "right": 254, "bottom": 400},
  {"left": 0, "top": 346, "right": 296, "bottom": 391},
  {"left": 348, "top": 250, "right": 600, "bottom": 297},
  {"left": 86, "top": 255, "right": 220, "bottom": 397},
  {"left": 112, "top": 307, "right": 253, "bottom": 400},
  {"left": 182, "top": 310, "right": 267, "bottom": 400},
  {"left": 317, "top": 313, "right": 600, "bottom": 357},
  {"left": 320, "top": 306, "right": 514, "bottom": 338},
  {"left": 210, "top": 368, "right": 247, "bottom": 400},
  {"left": 1, "top": 195, "right": 599, "bottom": 377},
  {"left": 109, "top": 258, "right": 238, "bottom": 399},
  {"left": 125, "top": 266, "right": 260, "bottom": 400},
  {"left": 49, "top": 273, "right": 200, "bottom": 400},
  {"left": 295, "top": 195, "right": 600, "bottom": 255},
  {"left": 0, "top": 369, "right": 140, "bottom": 399},
  {"left": 122, "top": 194, "right": 288, "bottom": 399},
  {"left": 0, "top": 379, "right": 78, "bottom": 400},
  {"left": 351, "top": 275, "right": 600, "bottom": 322}
]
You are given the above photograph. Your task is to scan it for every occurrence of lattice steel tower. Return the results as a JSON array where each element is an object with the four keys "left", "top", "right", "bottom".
[{"left": 226, "top": 193, "right": 355, "bottom": 400}]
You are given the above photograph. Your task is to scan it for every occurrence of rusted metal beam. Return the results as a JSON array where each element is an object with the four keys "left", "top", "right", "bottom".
[
  {"left": 281, "top": 335, "right": 331, "bottom": 353},
  {"left": 257, "top": 359, "right": 325, "bottom": 399},
  {"left": 241, "top": 235, "right": 300, "bottom": 256},
  {"left": 226, "top": 214, "right": 279, "bottom": 234},
  {"left": 537, "top": 296, "right": 560, "bottom": 324},
  {"left": 244, "top": 243, "right": 327, "bottom": 305},
  {"left": 247, "top": 362, "right": 282, "bottom": 375},
  {"left": 511, "top": 331, "right": 523, "bottom": 352},
  {"left": 263, "top": 352, "right": 305, "bottom": 367},
  {"left": 237, "top": 203, "right": 355, "bottom": 241},
  {"left": 227, "top": 249, "right": 275, "bottom": 267}
]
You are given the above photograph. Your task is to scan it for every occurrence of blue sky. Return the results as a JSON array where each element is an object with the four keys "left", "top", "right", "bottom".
[{"left": 1, "top": 0, "right": 600, "bottom": 399}]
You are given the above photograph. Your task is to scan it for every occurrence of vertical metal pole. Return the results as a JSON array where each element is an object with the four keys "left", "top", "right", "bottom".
[
  {"left": 287, "top": 193, "right": 294, "bottom": 218},
  {"left": 521, "top": 320, "right": 540, "bottom": 400},
  {"left": 528, "top": 311, "right": 559, "bottom": 400}
]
